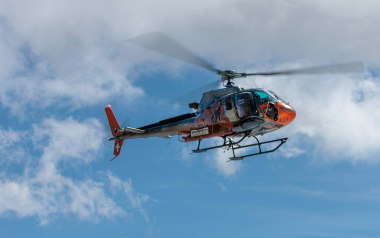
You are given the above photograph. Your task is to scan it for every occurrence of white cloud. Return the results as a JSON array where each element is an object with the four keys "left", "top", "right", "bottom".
[
  {"left": 0, "top": 127, "right": 25, "bottom": 163},
  {"left": 0, "top": 176, "right": 125, "bottom": 225},
  {"left": 1, "top": 0, "right": 380, "bottom": 169},
  {"left": 206, "top": 139, "right": 243, "bottom": 177},
  {"left": 1, "top": 0, "right": 377, "bottom": 107},
  {"left": 0, "top": 1, "right": 144, "bottom": 115},
  {"left": 108, "top": 172, "right": 150, "bottom": 222},
  {"left": 208, "top": 151, "right": 240, "bottom": 177},
  {"left": 0, "top": 118, "right": 149, "bottom": 225},
  {"left": 32, "top": 117, "right": 104, "bottom": 164},
  {"left": 240, "top": 70, "right": 380, "bottom": 162}
]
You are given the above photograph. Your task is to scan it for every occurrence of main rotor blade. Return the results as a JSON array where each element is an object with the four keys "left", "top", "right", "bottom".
[
  {"left": 174, "top": 80, "right": 222, "bottom": 105},
  {"left": 128, "top": 32, "right": 221, "bottom": 73},
  {"left": 244, "top": 61, "right": 364, "bottom": 77}
]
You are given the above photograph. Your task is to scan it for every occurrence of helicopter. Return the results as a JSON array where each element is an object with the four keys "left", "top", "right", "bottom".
[{"left": 105, "top": 32, "right": 363, "bottom": 161}]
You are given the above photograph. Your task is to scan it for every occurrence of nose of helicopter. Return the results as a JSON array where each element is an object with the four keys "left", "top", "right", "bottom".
[{"left": 277, "top": 102, "right": 296, "bottom": 126}]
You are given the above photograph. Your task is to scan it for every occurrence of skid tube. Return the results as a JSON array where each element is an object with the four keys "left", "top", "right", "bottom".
[{"left": 192, "top": 133, "right": 288, "bottom": 161}]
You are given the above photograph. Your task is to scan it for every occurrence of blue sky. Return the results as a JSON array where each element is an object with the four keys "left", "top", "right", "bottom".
[{"left": 1, "top": 0, "right": 380, "bottom": 237}]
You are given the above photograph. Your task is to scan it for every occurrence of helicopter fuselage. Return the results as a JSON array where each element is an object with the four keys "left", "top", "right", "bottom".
[{"left": 112, "top": 86, "right": 296, "bottom": 142}]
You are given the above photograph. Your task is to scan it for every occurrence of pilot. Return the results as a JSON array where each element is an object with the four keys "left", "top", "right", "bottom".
[
  {"left": 265, "top": 103, "right": 278, "bottom": 121},
  {"left": 243, "top": 101, "right": 252, "bottom": 117}
]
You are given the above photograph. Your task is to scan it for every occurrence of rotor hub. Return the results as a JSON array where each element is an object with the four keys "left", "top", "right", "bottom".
[{"left": 218, "top": 70, "right": 248, "bottom": 87}]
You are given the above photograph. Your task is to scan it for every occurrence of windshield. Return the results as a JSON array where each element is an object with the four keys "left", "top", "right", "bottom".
[
  {"left": 254, "top": 90, "right": 277, "bottom": 105},
  {"left": 269, "top": 90, "right": 286, "bottom": 103}
]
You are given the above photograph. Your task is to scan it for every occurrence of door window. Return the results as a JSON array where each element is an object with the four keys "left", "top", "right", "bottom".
[{"left": 235, "top": 93, "right": 258, "bottom": 118}]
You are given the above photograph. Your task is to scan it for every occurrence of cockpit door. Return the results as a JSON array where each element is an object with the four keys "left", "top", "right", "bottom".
[
  {"left": 223, "top": 96, "right": 238, "bottom": 122},
  {"left": 235, "top": 93, "right": 259, "bottom": 118}
]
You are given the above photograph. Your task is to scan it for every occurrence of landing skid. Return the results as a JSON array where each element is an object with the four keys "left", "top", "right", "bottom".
[{"left": 192, "top": 132, "right": 288, "bottom": 161}]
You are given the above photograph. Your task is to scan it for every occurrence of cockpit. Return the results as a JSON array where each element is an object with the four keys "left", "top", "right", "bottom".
[
  {"left": 219, "top": 88, "right": 295, "bottom": 127},
  {"left": 222, "top": 89, "right": 283, "bottom": 121},
  {"left": 252, "top": 89, "right": 281, "bottom": 121}
]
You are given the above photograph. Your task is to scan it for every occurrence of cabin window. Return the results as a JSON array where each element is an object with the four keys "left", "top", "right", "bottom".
[
  {"left": 224, "top": 96, "right": 233, "bottom": 111},
  {"left": 235, "top": 93, "right": 258, "bottom": 118}
]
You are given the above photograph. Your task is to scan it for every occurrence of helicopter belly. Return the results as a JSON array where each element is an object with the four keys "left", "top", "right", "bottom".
[{"left": 233, "top": 118, "right": 263, "bottom": 133}]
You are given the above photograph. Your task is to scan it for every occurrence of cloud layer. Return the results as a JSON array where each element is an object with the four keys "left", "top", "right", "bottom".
[
  {"left": 1, "top": 0, "right": 380, "bottom": 176},
  {"left": 0, "top": 118, "right": 149, "bottom": 225},
  {"left": 0, "top": 1, "right": 144, "bottom": 115},
  {"left": 237, "top": 70, "right": 380, "bottom": 163}
]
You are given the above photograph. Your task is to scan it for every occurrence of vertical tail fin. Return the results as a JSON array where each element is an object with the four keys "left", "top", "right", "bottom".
[
  {"left": 105, "top": 104, "right": 121, "bottom": 137},
  {"left": 105, "top": 105, "right": 124, "bottom": 161}
]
